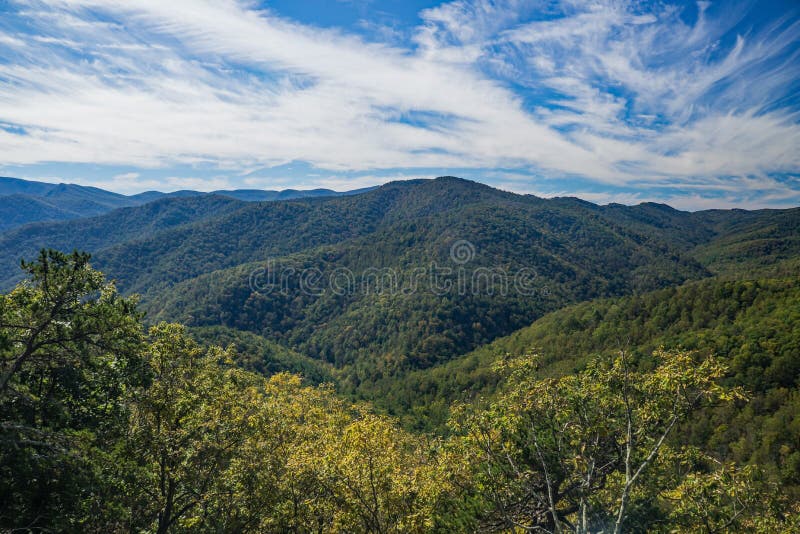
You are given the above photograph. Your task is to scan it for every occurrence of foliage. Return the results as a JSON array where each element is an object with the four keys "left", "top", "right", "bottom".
[
  {"left": 0, "top": 250, "right": 451, "bottom": 532},
  {"left": 449, "top": 349, "right": 750, "bottom": 532},
  {"left": 120, "top": 323, "right": 270, "bottom": 532},
  {"left": 371, "top": 277, "right": 800, "bottom": 493},
  {"left": 189, "top": 325, "right": 334, "bottom": 384},
  {"left": 663, "top": 458, "right": 800, "bottom": 533},
  {"left": 120, "top": 324, "right": 449, "bottom": 533},
  {"left": 0, "top": 249, "right": 144, "bottom": 530}
]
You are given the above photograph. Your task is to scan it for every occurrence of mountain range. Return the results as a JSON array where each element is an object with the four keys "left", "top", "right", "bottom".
[
  {"left": 0, "top": 176, "right": 374, "bottom": 232},
  {"left": 1, "top": 176, "right": 797, "bottom": 377}
]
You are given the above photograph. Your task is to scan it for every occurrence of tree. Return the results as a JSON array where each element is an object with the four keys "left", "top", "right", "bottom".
[
  {"left": 0, "top": 249, "right": 143, "bottom": 531},
  {"left": 295, "top": 412, "right": 444, "bottom": 533},
  {"left": 121, "top": 324, "right": 449, "bottom": 533},
  {"left": 453, "top": 349, "right": 744, "bottom": 533},
  {"left": 663, "top": 456, "right": 800, "bottom": 533},
  {"left": 122, "top": 323, "right": 279, "bottom": 533}
]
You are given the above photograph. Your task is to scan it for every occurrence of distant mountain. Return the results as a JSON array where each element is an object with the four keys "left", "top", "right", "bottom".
[
  {"left": 0, "top": 194, "right": 247, "bottom": 289},
  {"left": 212, "top": 186, "right": 376, "bottom": 202},
  {"left": 127, "top": 190, "right": 204, "bottom": 203},
  {"left": 39, "top": 183, "right": 140, "bottom": 214},
  {"left": 0, "top": 177, "right": 142, "bottom": 229},
  {"left": 0, "top": 194, "right": 80, "bottom": 232},
  {"left": 0, "top": 176, "right": 376, "bottom": 232},
  {"left": 0, "top": 176, "right": 60, "bottom": 196}
]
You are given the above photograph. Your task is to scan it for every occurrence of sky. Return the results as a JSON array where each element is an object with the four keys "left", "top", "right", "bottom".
[{"left": 0, "top": 0, "right": 798, "bottom": 210}]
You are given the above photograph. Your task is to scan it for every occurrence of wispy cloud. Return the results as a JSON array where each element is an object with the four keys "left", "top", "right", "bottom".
[{"left": 0, "top": 0, "right": 798, "bottom": 207}]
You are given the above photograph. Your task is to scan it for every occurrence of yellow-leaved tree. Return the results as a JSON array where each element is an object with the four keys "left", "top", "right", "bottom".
[
  {"left": 119, "top": 323, "right": 450, "bottom": 533},
  {"left": 449, "top": 349, "right": 795, "bottom": 533}
]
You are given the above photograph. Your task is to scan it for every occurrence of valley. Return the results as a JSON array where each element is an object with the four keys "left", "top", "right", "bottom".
[{"left": 2, "top": 176, "right": 799, "bottom": 532}]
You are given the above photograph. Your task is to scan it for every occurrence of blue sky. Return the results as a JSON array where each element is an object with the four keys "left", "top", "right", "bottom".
[{"left": 0, "top": 0, "right": 798, "bottom": 209}]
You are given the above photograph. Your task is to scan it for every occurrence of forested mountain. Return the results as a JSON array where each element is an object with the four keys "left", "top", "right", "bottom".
[
  {"left": 0, "top": 195, "right": 248, "bottom": 289},
  {"left": 0, "top": 194, "right": 80, "bottom": 232},
  {"left": 345, "top": 274, "right": 800, "bottom": 513},
  {"left": 189, "top": 325, "right": 334, "bottom": 385},
  {"left": 210, "top": 185, "right": 377, "bottom": 201},
  {"left": 0, "top": 176, "right": 372, "bottom": 232},
  {"left": 1, "top": 177, "right": 797, "bottom": 381},
  {"left": 141, "top": 194, "right": 708, "bottom": 373},
  {"left": 1, "top": 177, "right": 714, "bottom": 369},
  {"left": 690, "top": 208, "right": 800, "bottom": 277},
  {"left": 369, "top": 277, "right": 800, "bottom": 458},
  {"left": 0, "top": 176, "right": 58, "bottom": 196},
  {"left": 0, "top": 178, "right": 143, "bottom": 229}
]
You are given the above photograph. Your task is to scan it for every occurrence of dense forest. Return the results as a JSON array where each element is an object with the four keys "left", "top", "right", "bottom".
[
  {"left": 2, "top": 250, "right": 799, "bottom": 532},
  {"left": 1, "top": 177, "right": 799, "bottom": 532},
  {"left": 0, "top": 176, "right": 369, "bottom": 234}
]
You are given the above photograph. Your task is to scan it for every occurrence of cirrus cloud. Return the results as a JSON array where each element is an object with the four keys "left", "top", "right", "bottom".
[{"left": 0, "top": 0, "right": 798, "bottom": 208}]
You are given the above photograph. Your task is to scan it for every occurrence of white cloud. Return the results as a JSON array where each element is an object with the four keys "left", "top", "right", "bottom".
[
  {"left": 112, "top": 172, "right": 140, "bottom": 182},
  {"left": 0, "top": 0, "right": 603, "bottom": 175},
  {"left": 0, "top": 0, "right": 797, "bottom": 203},
  {"left": 0, "top": 33, "right": 27, "bottom": 47}
]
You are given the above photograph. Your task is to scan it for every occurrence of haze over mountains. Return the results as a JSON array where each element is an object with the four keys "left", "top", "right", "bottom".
[{"left": 0, "top": 176, "right": 374, "bottom": 232}]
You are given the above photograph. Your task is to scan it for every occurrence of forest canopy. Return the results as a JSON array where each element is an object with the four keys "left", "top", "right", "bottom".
[{"left": 1, "top": 251, "right": 798, "bottom": 532}]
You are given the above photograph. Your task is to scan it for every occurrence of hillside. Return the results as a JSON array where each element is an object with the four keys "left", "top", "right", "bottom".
[
  {"left": 136, "top": 180, "right": 798, "bottom": 379},
  {"left": 0, "top": 177, "right": 58, "bottom": 196},
  {"left": 0, "top": 195, "right": 247, "bottom": 289},
  {"left": 189, "top": 325, "right": 334, "bottom": 385},
  {"left": 2, "top": 177, "right": 797, "bottom": 381},
  {"left": 136, "top": 178, "right": 712, "bottom": 373},
  {"left": 1, "top": 176, "right": 797, "bottom": 381},
  {"left": 0, "top": 178, "right": 142, "bottom": 229},
  {"left": 212, "top": 186, "right": 377, "bottom": 201},
  {"left": 367, "top": 276, "right": 800, "bottom": 490},
  {"left": 0, "top": 176, "right": 375, "bottom": 232},
  {"left": 689, "top": 208, "right": 800, "bottom": 277},
  {"left": 4, "top": 249, "right": 798, "bottom": 533},
  {"left": 0, "top": 194, "right": 80, "bottom": 232}
]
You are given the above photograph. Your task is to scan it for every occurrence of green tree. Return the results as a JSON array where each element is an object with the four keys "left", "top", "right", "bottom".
[
  {"left": 664, "top": 458, "right": 800, "bottom": 533},
  {"left": 294, "top": 412, "right": 444, "bottom": 533},
  {"left": 121, "top": 323, "right": 278, "bottom": 533},
  {"left": 121, "top": 324, "right": 449, "bottom": 533},
  {"left": 0, "top": 249, "right": 143, "bottom": 531},
  {"left": 452, "top": 349, "right": 745, "bottom": 533}
]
